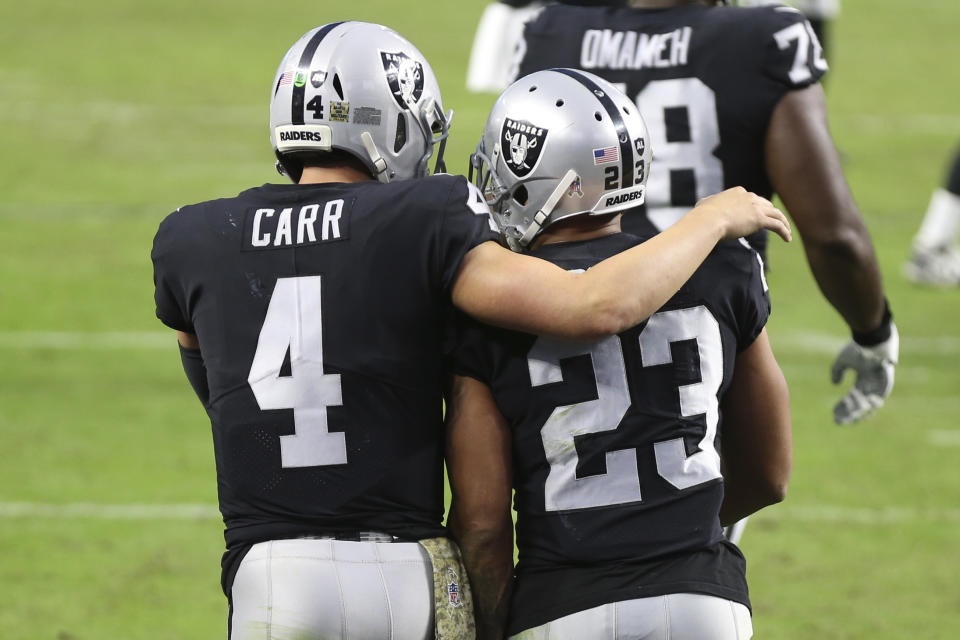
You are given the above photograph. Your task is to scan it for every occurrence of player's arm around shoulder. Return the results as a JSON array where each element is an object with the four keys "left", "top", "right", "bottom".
[
  {"left": 719, "top": 327, "right": 792, "bottom": 527},
  {"left": 445, "top": 374, "right": 513, "bottom": 640},
  {"left": 452, "top": 188, "right": 792, "bottom": 341}
]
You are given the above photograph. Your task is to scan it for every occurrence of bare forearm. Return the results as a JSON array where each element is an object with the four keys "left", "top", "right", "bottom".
[
  {"left": 452, "top": 189, "right": 790, "bottom": 341},
  {"left": 455, "top": 523, "right": 514, "bottom": 640},
  {"left": 444, "top": 376, "right": 514, "bottom": 638},
  {"left": 720, "top": 474, "right": 786, "bottom": 526},
  {"left": 804, "top": 233, "right": 886, "bottom": 333},
  {"left": 719, "top": 331, "right": 792, "bottom": 526},
  {"left": 580, "top": 207, "right": 726, "bottom": 336}
]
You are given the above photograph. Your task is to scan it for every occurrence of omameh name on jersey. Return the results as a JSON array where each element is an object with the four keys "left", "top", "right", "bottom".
[{"left": 580, "top": 27, "right": 692, "bottom": 70}]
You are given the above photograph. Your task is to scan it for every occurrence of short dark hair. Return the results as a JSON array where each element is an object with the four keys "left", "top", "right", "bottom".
[{"left": 276, "top": 149, "right": 373, "bottom": 183}]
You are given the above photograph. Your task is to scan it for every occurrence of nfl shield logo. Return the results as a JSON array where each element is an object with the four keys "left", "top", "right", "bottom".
[
  {"left": 501, "top": 117, "right": 549, "bottom": 178},
  {"left": 381, "top": 51, "right": 424, "bottom": 110},
  {"left": 447, "top": 568, "right": 463, "bottom": 608}
]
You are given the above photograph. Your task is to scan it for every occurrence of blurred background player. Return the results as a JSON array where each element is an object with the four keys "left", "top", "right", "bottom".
[
  {"left": 904, "top": 146, "right": 960, "bottom": 286},
  {"left": 151, "top": 20, "right": 791, "bottom": 640},
  {"left": 466, "top": 0, "right": 628, "bottom": 93},
  {"left": 511, "top": 0, "right": 897, "bottom": 427},
  {"left": 468, "top": 1, "right": 839, "bottom": 95},
  {"left": 447, "top": 69, "right": 792, "bottom": 639}
]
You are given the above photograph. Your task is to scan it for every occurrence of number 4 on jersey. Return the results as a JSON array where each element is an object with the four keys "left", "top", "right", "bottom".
[{"left": 248, "top": 276, "right": 346, "bottom": 468}]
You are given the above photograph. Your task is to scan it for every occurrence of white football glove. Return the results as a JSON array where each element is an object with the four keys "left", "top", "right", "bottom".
[{"left": 830, "top": 322, "right": 899, "bottom": 424}]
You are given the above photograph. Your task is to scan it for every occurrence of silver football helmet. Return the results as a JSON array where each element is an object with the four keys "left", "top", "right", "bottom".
[
  {"left": 269, "top": 22, "right": 451, "bottom": 183},
  {"left": 470, "top": 68, "right": 652, "bottom": 251}
]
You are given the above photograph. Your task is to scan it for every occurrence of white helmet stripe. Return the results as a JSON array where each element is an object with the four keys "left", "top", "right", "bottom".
[
  {"left": 291, "top": 22, "right": 345, "bottom": 125},
  {"left": 552, "top": 68, "right": 634, "bottom": 190}
]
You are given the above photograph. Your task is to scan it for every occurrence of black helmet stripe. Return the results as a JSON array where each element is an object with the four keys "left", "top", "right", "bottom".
[
  {"left": 551, "top": 68, "right": 634, "bottom": 190},
  {"left": 291, "top": 22, "right": 345, "bottom": 125}
]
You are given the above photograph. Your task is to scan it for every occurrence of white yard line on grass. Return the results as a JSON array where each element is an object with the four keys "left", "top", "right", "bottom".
[
  {"left": 0, "top": 331, "right": 173, "bottom": 349},
  {"left": 928, "top": 430, "right": 960, "bottom": 447},
  {"left": 839, "top": 113, "right": 960, "bottom": 135},
  {"left": 2, "top": 501, "right": 959, "bottom": 524},
  {"left": 769, "top": 504, "right": 960, "bottom": 525},
  {"left": 2, "top": 331, "right": 958, "bottom": 356},
  {"left": 0, "top": 502, "right": 219, "bottom": 520}
]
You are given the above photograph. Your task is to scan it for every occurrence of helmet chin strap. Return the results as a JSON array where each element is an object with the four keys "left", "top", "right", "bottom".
[
  {"left": 360, "top": 131, "right": 391, "bottom": 183},
  {"left": 518, "top": 169, "right": 580, "bottom": 247}
]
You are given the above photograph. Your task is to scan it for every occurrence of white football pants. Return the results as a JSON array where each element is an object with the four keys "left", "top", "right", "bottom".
[
  {"left": 510, "top": 593, "right": 753, "bottom": 640},
  {"left": 230, "top": 538, "right": 434, "bottom": 640}
]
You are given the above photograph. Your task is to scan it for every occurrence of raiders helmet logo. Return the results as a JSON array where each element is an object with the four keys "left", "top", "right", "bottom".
[
  {"left": 381, "top": 51, "right": 424, "bottom": 110},
  {"left": 501, "top": 118, "right": 548, "bottom": 178}
]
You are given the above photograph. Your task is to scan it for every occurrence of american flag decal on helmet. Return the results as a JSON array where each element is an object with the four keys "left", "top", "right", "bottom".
[{"left": 593, "top": 146, "right": 620, "bottom": 165}]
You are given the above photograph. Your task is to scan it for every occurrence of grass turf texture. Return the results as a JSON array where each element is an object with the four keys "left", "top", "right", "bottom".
[{"left": 1, "top": 0, "right": 958, "bottom": 637}]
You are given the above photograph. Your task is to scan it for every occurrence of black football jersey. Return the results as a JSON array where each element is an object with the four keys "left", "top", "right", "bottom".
[
  {"left": 447, "top": 232, "right": 770, "bottom": 634},
  {"left": 152, "top": 175, "right": 499, "bottom": 555},
  {"left": 516, "top": 3, "right": 828, "bottom": 259}
]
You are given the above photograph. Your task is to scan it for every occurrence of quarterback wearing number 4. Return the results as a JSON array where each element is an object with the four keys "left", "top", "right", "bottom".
[
  {"left": 151, "top": 20, "right": 789, "bottom": 640},
  {"left": 446, "top": 69, "right": 792, "bottom": 639},
  {"left": 514, "top": 0, "right": 898, "bottom": 426}
]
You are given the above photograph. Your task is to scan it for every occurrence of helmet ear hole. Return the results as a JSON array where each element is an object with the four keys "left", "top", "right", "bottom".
[
  {"left": 513, "top": 184, "right": 529, "bottom": 206},
  {"left": 332, "top": 74, "right": 344, "bottom": 100},
  {"left": 555, "top": 99, "right": 564, "bottom": 107},
  {"left": 594, "top": 112, "right": 603, "bottom": 122},
  {"left": 394, "top": 113, "right": 408, "bottom": 152}
]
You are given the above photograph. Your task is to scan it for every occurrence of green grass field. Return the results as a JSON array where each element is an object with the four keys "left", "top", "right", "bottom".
[{"left": 1, "top": 0, "right": 958, "bottom": 638}]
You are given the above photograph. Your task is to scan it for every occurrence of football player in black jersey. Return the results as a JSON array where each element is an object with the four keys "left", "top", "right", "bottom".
[
  {"left": 446, "top": 69, "right": 791, "bottom": 639},
  {"left": 151, "top": 21, "right": 790, "bottom": 640},
  {"left": 512, "top": 0, "right": 897, "bottom": 427}
]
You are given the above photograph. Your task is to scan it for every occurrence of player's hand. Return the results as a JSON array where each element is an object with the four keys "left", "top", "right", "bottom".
[
  {"left": 694, "top": 187, "right": 792, "bottom": 243},
  {"left": 830, "top": 322, "right": 899, "bottom": 424}
]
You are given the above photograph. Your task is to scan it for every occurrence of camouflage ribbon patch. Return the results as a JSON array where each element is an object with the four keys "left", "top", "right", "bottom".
[{"left": 418, "top": 537, "right": 476, "bottom": 640}]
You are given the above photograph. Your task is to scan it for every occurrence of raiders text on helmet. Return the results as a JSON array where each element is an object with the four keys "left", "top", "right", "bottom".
[{"left": 269, "top": 22, "right": 451, "bottom": 183}]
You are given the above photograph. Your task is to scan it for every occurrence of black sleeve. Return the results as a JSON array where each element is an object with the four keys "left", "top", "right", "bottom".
[
  {"left": 735, "top": 240, "right": 771, "bottom": 350},
  {"left": 151, "top": 211, "right": 194, "bottom": 333},
  {"left": 179, "top": 344, "right": 210, "bottom": 405},
  {"left": 435, "top": 177, "right": 502, "bottom": 294},
  {"left": 444, "top": 310, "right": 497, "bottom": 385},
  {"left": 757, "top": 5, "right": 829, "bottom": 91}
]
